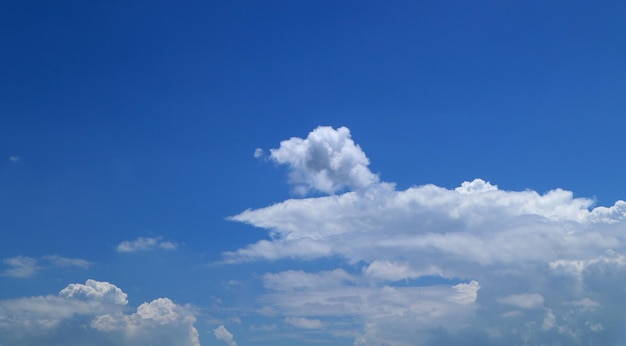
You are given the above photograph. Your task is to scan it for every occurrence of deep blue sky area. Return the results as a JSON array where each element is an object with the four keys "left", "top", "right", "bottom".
[{"left": 2, "top": 1, "right": 626, "bottom": 345}]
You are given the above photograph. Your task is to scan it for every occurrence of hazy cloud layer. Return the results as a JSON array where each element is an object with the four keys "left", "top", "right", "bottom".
[
  {"left": 0, "top": 279, "right": 200, "bottom": 345},
  {"left": 227, "top": 126, "right": 626, "bottom": 345}
]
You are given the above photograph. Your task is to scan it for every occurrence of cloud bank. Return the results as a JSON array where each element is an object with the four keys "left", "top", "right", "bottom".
[
  {"left": 0, "top": 279, "right": 200, "bottom": 346},
  {"left": 227, "top": 126, "right": 626, "bottom": 345}
]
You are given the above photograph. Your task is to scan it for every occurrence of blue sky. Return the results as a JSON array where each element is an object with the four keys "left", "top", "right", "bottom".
[{"left": 2, "top": 1, "right": 626, "bottom": 345}]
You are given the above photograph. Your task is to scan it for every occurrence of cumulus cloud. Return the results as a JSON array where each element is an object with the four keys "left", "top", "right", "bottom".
[
  {"left": 225, "top": 126, "right": 626, "bottom": 345},
  {"left": 60, "top": 279, "right": 128, "bottom": 305},
  {"left": 0, "top": 279, "right": 200, "bottom": 345},
  {"left": 214, "top": 324, "right": 236, "bottom": 346},
  {"left": 2, "top": 255, "right": 90, "bottom": 278},
  {"left": 116, "top": 237, "right": 178, "bottom": 253},
  {"left": 266, "top": 126, "right": 379, "bottom": 195}
]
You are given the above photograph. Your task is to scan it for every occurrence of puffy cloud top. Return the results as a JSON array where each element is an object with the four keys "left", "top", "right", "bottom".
[
  {"left": 268, "top": 126, "right": 379, "bottom": 195},
  {"left": 0, "top": 280, "right": 200, "bottom": 346},
  {"left": 60, "top": 279, "right": 128, "bottom": 305}
]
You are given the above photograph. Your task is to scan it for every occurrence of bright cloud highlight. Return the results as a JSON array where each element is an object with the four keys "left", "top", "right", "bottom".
[{"left": 226, "top": 126, "right": 626, "bottom": 345}]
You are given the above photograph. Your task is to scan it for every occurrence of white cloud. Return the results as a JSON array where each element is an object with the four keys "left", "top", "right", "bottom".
[
  {"left": 266, "top": 126, "right": 379, "bottom": 195},
  {"left": 214, "top": 324, "right": 236, "bottom": 346},
  {"left": 8, "top": 155, "right": 19, "bottom": 162},
  {"left": 0, "top": 279, "right": 200, "bottom": 345},
  {"left": 285, "top": 316, "right": 322, "bottom": 329},
  {"left": 224, "top": 126, "right": 626, "bottom": 345},
  {"left": 253, "top": 148, "right": 264, "bottom": 159},
  {"left": 60, "top": 279, "right": 128, "bottom": 305},
  {"left": 92, "top": 298, "right": 200, "bottom": 346},
  {"left": 116, "top": 237, "right": 178, "bottom": 253}
]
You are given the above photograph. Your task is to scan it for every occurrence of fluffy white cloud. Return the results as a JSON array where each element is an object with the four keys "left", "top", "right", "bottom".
[
  {"left": 214, "top": 324, "right": 236, "bottom": 346},
  {"left": 267, "top": 126, "right": 379, "bottom": 195},
  {"left": 225, "top": 126, "right": 626, "bottom": 345},
  {"left": 0, "top": 279, "right": 200, "bottom": 345},
  {"left": 60, "top": 279, "right": 128, "bottom": 305},
  {"left": 116, "top": 237, "right": 178, "bottom": 253},
  {"left": 2, "top": 255, "right": 90, "bottom": 278}
]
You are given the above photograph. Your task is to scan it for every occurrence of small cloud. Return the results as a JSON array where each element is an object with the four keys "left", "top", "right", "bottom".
[
  {"left": 214, "top": 324, "right": 237, "bottom": 346},
  {"left": 285, "top": 316, "right": 323, "bottom": 329},
  {"left": 116, "top": 237, "right": 178, "bottom": 253},
  {"left": 9, "top": 155, "right": 19, "bottom": 163},
  {"left": 253, "top": 148, "right": 264, "bottom": 159},
  {"left": 2, "top": 256, "right": 39, "bottom": 278}
]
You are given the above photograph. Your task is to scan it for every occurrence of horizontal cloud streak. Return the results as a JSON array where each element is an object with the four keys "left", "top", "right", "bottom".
[
  {"left": 2, "top": 255, "right": 91, "bottom": 278},
  {"left": 116, "top": 237, "right": 178, "bottom": 253}
]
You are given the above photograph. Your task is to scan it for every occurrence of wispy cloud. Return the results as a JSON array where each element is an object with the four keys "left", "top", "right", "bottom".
[
  {"left": 8, "top": 155, "right": 19, "bottom": 163},
  {"left": 116, "top": 237, "right": 178, "bottom": 253},
  {"left": 2, "top": 256, "right": 39, "bottom": 278},
  {"left": 2, "top": 255, "right": 90, "bottom": 278},
  {"left": 43, "top": 255, "right": 91, "bottom": 269}
]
